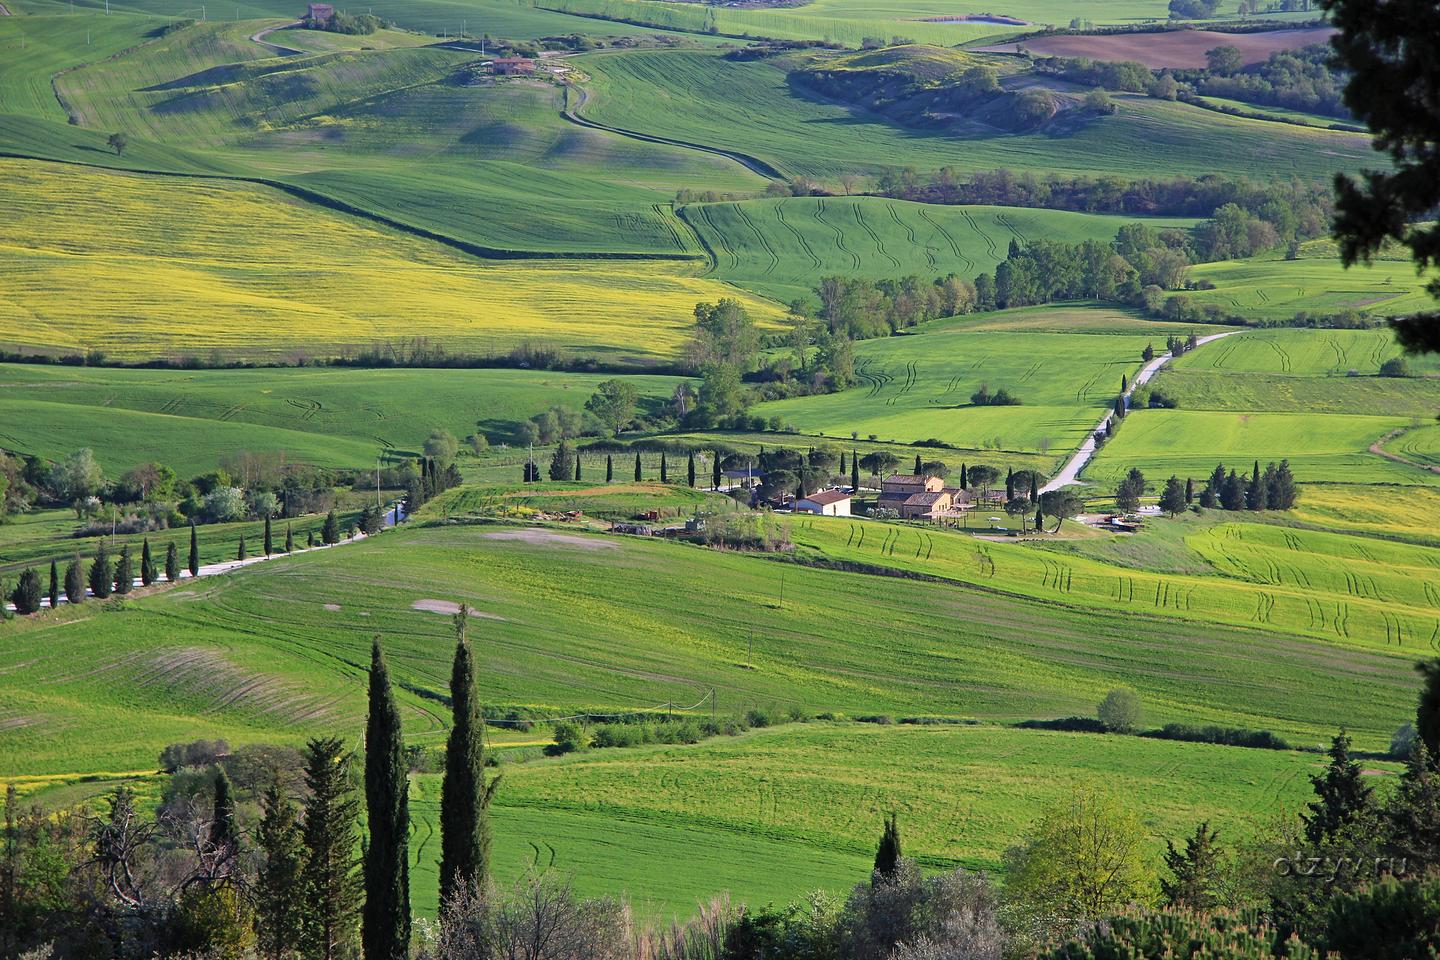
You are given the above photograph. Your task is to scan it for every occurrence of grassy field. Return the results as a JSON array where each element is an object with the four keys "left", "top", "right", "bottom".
[
  {"left": 0, "top": 363, "right": 688, "bottom": 472},
  {"left": 0, "top": 522, "right": 1418, "bottom": 779},
  {"left": 1384, "top": 423, "right": 1440, "bottom": 470},
  {"left": 683, "top": 197, "right": 1198, "bottom": 302},
  {"left": 1169, "top": 328, "right": 1440, "bottom": 377},
  {"left": 577, "top": 50, "right": 1373, "bottom": 183},
  {"left": 0, "top": 158, "right": 782, "bottom": 363},
  {"left": 0, "top": 14, "right": 160, "bottom": 122},
  {"left": 756, "top": 316, "right": 1167, "bottom": 455},
  {"left": 1284, "top": 483, "right": 1440, "bottom": 542},
  {"left": 1183, "top": 257, "right": 1434, "bottom": 320},
  {"left": 1085, "top": 409, "right": 1437, "bottom": 487},
  {"left": 788, "top": 511, "right": 1440, "bottom": 656}
]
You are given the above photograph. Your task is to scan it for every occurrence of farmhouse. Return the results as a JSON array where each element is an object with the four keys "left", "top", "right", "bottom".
[
  {"left": 304, "top": 3, "right": 334, "bottom": 22},
  {"left": 876, "top": 474, "right": 943, "bottom": 513},
  {"left": 876, "top": 474, "right": 972, "bottom": 521},
  {"left": 794, "top": 489, "right": 852, "bottom": 516},
  {"left": 490, "top": 56, "right": 537, "bottom": 75}
]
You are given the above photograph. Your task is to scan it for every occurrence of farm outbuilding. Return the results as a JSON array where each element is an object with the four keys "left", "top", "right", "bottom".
[
  {"left": 304, "top": 3, "right": 334, "bottom": 22},
  {"left": 490, "top": 56, "right": 537, "bottom": 75},
  {"left": 795, "top": 490, "right": 852, "bottom": 516}
]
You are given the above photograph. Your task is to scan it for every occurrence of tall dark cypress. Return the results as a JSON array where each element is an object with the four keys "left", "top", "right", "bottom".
[
  {"left": 286, "top": 524, "right": 295, "bottom": 553},
  {"left": 1005, "top": 467, "right": 1015, "bottom": 501},
  {"left": 634, "top": 452, "right": 642, "bottom": 482},
  {"left": 960, "top": 463, "right": 968, "bottom": 490},
  {"left": 165, "top": 541, "right": 179, "bottom": 582},
  {"left": 189, "top": 522, "right": 200, "bottom": 577},
  {"left": 264, "top": 516, "right": 274, "bottom": 556},
  {"left": 660, "top": 451, "right": 668, "bottom": 483},
  {"left": 687, "top": 452, "right": 696, "bottom": 488},
  {"left": 914, "top": 454, "right": 922, "bottom": 475},
  {"left": 839, "top": 451, "right": 847, "bottom": 473},
  {"left": 873, "top": 812, "right": 902, "bottom": 883},
  {"left": 113, "top": 545, "right": 133, "bottom": 595},
  {"left": 237, "top": 536, "right": 247, "bottom": 562},
  {"left": 713, "top": 453, "right": 722, "bottom": 490},
  {"left": 300, "top": 737, "right": 361, "bottom": 960},
  {"left": 851, "top": 453, "right": 860, "bottom": 492},
  {"left": 605, "top": 454, "right": 613, "bottom": 483},
  {"left": 212, "top": 767, "right": 238, "bottom": 874},
  {"left": 140, "top": 538, "right": 156, "bottom": 586},
  {"left": 440, "top": 610, "right": 497, "bottom": 905},
  {"left": 65, "top": 558, "right": 84, "bottom": 604},
  {"left": 256, "top": 774, "right": 306, "bottom": 960},
  {"left": 574, "top": 454, "right": 582, "bottom": 482},
  {"left": 1029, "top": 471, "right": 1040, "bottom": 503},
  {"left": 364, "top": 639, "right": 410, "bottom": 960},
  {"left": 48, "top": 560, "right": 59, "bottom": 609}
]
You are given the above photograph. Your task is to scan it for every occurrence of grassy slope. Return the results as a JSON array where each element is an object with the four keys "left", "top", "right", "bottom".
[
  {"left": 756, "top": 314, "right": 1169, "bottom": 455},
  {"left": 683, "top": 196, "right": 1199, "bottom": 302},
  {"left": 0, "top": 158, "right": 782, "bottom": 363},
  {"left": 0, "top": 363, "right": 687, "bottom": 471},
  {"left": 578, "top": 50, "right": 1373, "bottom": 182},
  {"left": 1185, "top": 256, "right": 1434, "bottom": 320},
  {"left": 0, "top": 522, "right": 1417, "bottom": 778}
]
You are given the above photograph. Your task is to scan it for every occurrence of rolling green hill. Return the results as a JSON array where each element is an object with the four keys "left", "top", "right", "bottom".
[
  {"left": 578, "top": 49, "right": 1374, "bottom": 183},
  {"left": 683, "top": 197, "right": 1199, "bottom": 302}
]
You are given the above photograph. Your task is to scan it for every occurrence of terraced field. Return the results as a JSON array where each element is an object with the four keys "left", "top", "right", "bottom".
[
  {"left": 1085, "top": 409, "right": 1435, "bottom": 487},
  {"left": 683, "top": 197, "right": 1199, "bottom": 302},
  {"left": 0, "top": 363, "right": 686, "bottom": 472},
  {"left": 758, "top": 324, "right": 1162, "bottom": 455},
  {"left": 0, "top": 159, "right": 782, "bottom": 363},
  {"left": 1183, "top": 256, "right": 1433, "bottom": 320},
  {"left": 0, "top": 522, "right": 1416, "bottom": 778},
  {"left": 578, "top": 50, "right": 1374, "bottom": 182},
  {"left": 788, "top": 512, "right": 1440, "bottom": 654}
]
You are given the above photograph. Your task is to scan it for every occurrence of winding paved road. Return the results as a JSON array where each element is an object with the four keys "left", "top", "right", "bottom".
[{"left": 1040, "top": 329, "right": 1243, "bottom": 494}]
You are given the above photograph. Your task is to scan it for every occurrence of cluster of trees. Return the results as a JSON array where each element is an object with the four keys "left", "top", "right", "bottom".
[
  {"left": 305, "top": 10, "right": 385, "bottom": 33},
  {"left": 1183, "top": 44, "right": 1348, "bottom": 117},
  {"left": 1198, "top": 459, "right": 1300, "bottom": 510},
  {"left": 874, "top": 168, "right": 1333, "bottom": 223},
  {"left": 0, "top": 617, "right": 494, "bottom": 960}
]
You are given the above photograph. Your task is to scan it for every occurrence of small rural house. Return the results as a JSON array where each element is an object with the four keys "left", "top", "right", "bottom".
[
  {"left": 490, "top": 56, "right": 537, "bottom": 75},
  {"left": 877, "top": 474, "right": 973, "bottom": 521},
  {"left": 876, "top": 474, "right": 943, "bottom": 513},
  {"left": 794, "top": 490, "right": 852, "bottom": 516},
  {"left": 304, "top": 3, "right": 334, "bottom": 22}
]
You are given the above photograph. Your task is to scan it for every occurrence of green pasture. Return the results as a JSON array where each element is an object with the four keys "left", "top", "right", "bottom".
[
  {"left": 1184, "top": 257, "right": 1434, "bottom": 320},
  {"left": 1285, "top": 483, "right": 1440, "bottom": 543},
  {"left": 1169, "top": 328, "right": 1440, "bottom": 377},
  {"left": 1085, "top": 409, "right": 1438, "bottom": 487},
  {"left": 0, "top": 14, "right": 159, "bottom": 122},
  {"left": 0, "top": 363, "right": 687, "bottom": 472},
  {"left": 1384, "top": 423, "right": 1440, "bottom": 470},
  {"left": 577, "top": 50, "right": 1372, "bottom": 183},
  {"left": 0, "top": 522, "right": 1418, "bottom": 779},
  {"left": 757, "top": 326, "right": 1158, "bottom": 455},
  {"left": 684, "top": 197, "right": 1199, "bottom": 302},
  {"left": 1152, "top": 370, "right": 1440, "bottom": 418}
]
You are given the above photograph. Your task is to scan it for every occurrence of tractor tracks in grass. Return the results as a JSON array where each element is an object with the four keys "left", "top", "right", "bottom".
[{"left": 1370, "top": 426, "right": 1440, "bottom": 477}]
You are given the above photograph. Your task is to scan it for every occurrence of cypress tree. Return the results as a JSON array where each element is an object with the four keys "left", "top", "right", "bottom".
[
  {"left": 634, "top": 452, "right": 642, "bottom": 482},
  {"left": 1005, "top": 467, "right": 1015, "bottom": 501},
  {"left": 574, "top": 454, "right": 582, "bottom": 482},
  {"left": 687, "top": 452, "right": 696, "bottom": 488},
  {"left": 65, "top": 557, "right": 84, "bottom": 604},
  {"left": 1185, "top": 477, "right": 1195, "bottom": 504},
  {"left": 1384, "top": 741, "right": 1440, "bottom": 867},
  {"left": 1029, "top": 471, "right": 1040, "bottom": 503},
  {"left": 256, "top": 774, "right": 306, "bottom": 960},
  {"left": 237, "top": 536, "right": 247, "bottom": 562},
  {"left": 1114, "top": 395, "right": 1126, "bottom": 419},
  {"left": 363, "top": 640, "right": 411, "bottom": 960},
  {"left": 308, "top": 530, "right": 316, "bottom": 549},
  {"left": 914, "top": 454, "right": 922, "bottom": 475},
  {"left": 10, "top": 569, "right": 42, "bottom": 615},
  {"left": 1415, "top": 660, "right": 1440, "bottom": 762},
  {"left": 322, "top": 510, "right": 340, "bottom": 545},
  {"left": 851, "top": 453, "right": 860, "bottom": 492},
  {"left": 660, "top": 451, "right": 668, "bottom": 483},
  {"left": 189, "top": 522, "right": 200, "bottom": 577},
  {"left": 1159, "top": 821, "right": 1222, "bottom": 910},
  {"left": 960, "top": 463, "right": 968, "bottom": 489},
  {"left": 140, "top": 538, "right": 156, "bottom": 586},
  {"left": 873, "top": 812, "right": 902, "bottom": 883},
  {"left": 49, "top": 560, "right": 59, "bottom": 609},
  {"left": 264, "top": 516, "right": 274, "bottom": 556},
  {"left": 605, "top": 454, "right": 613, "bottom": 483},
  {"left": 1034, "top": 507, "right": 1044, "bottom": 532},
  {"left": 286, "top": 524, "right": 294, "bottom": 553},
  {"left": 212, "top": 767, "right": 238, "bottom": 860},
  {"left": 1246, "top": 460, "right": 1266, "bottom": 510},
  {"left": 1269, "top": 459, "right": 1298, "bottom": 510},
  {"left": 89, "top": 541, "right": 112, "bottom": 599},
  {"left": 112, "top": 545, "right": 132, "bottom": 595},
  {"left": 300, "top": 737, "right": 361, "bottom": 960},
  {"left": 440, "top": 611, "right": 497, "bottom": 905},
  {"left": 165, "top": 541, "right": 179, "bottom": 582},
  {"left": 1121, "top": 373, "right": 1128, "bottom": 392},
  {"left": 1303, "top": 730, "right": 1375, "bottom": 845},
  {"left": 839, "top": 451, "right": 847, "bottom": 473},
  {"left": 713, "top": 453, "right": 722, "bottom": 490}
]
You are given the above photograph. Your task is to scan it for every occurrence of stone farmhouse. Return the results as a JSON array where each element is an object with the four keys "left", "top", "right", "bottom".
[{"left": 876, "top": 474, "right": 972, "bottom": 521}]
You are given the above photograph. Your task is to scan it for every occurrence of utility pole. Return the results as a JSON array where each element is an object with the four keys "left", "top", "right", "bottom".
[{"left": 375, "top": 457, "right": 381, "bottom": 509}]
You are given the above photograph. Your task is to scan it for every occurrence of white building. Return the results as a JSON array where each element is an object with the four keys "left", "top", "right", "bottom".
[{"left": 794, "top": 489, "right": 852, "bottom": 516}]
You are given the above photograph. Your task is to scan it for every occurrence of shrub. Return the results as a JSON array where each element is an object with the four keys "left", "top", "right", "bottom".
[
  {"left": 1391, "top": 722, "right": 1417, "bottom": 760},
  {"left": 546, "top": 719, "right": 588, "bottom": 755},
  {"left": 159, "top": 739, "right": 231, "bottom": 773},
  {"left": 1097, "top": 688, "right": 1141, "bottom": 733},
  {"left": 1380, "top": 356, "right": 1411, "bottom": 377},
  {"left": 10, "top": 568, "right": 42, "bottom": 615},
  {"left": 1143, "top": 723, "right": 1290, "bottom": 751}
]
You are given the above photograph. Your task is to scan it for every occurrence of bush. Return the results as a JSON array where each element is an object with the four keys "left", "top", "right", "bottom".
[
  {"left": 1143, "top": 723, "right": 1290, "bottom": 751},
  {"left": 546, "top": 719, "right": 588, "bottom": 755},
  {"left": 159, "top": 739, "right": 231, "bottom": 773},
  {"left": 1391, "top": 722, "right": 1417, "bottom": 760},
  {"left": 10, "top": 568, "right": 42, "bottom": 615},
  {"left": 1097, "top": 688, "right": 1141, "bottom": 733},
  {"left": 1380, "top": 356, "right": 1411, "bottom": 377}
]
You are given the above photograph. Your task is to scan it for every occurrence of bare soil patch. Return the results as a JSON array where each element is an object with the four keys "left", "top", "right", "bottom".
[
  {"left": 979, "top": 27, "right": 1334, "bottom": 69},
  {"left": 323, "top": 603, "right": 342, "bottom": 611},
  {"left": 410, "top": 599, "right": 506, "bottom": 620},
  {"left": 482, "top": 528, "right": 619, "bottom": 550}
]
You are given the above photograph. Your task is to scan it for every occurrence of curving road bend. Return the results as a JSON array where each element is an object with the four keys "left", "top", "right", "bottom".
[{"left": 1040, "top": 328, "right": 1243, "bottom": 493}]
